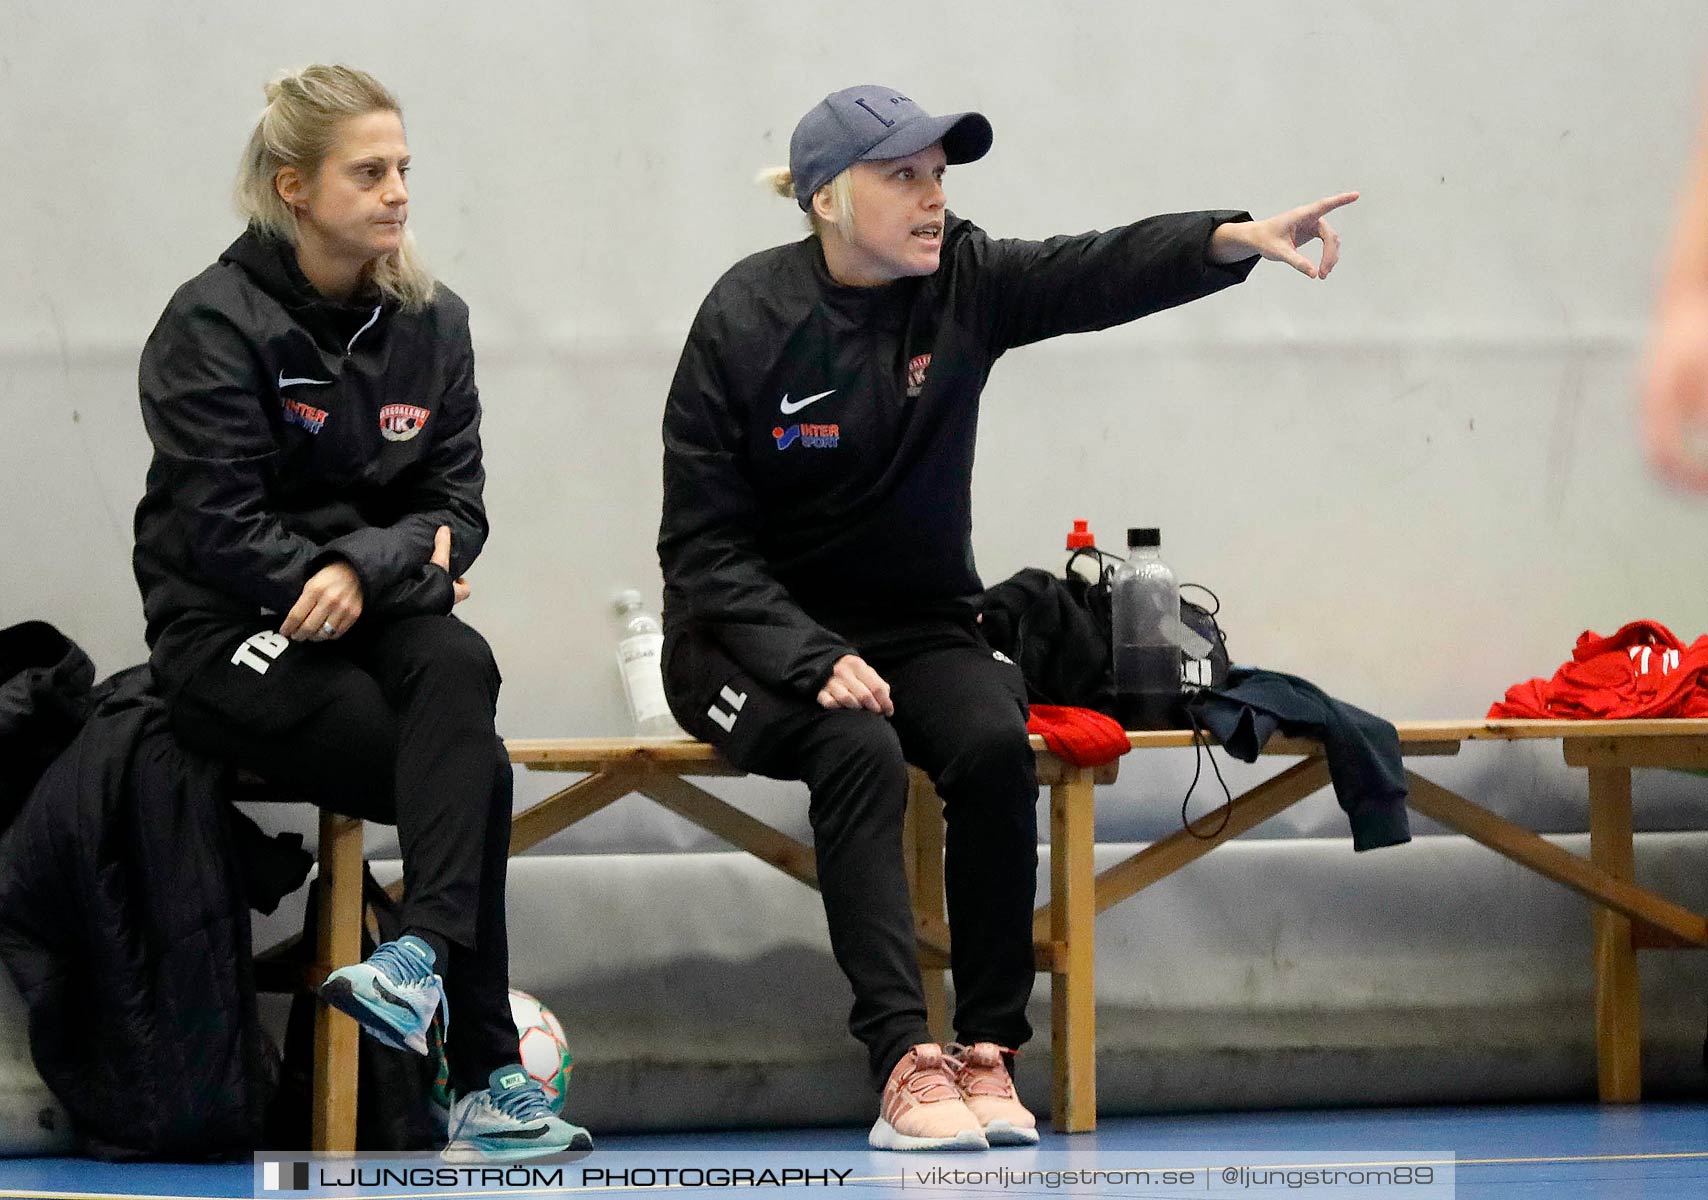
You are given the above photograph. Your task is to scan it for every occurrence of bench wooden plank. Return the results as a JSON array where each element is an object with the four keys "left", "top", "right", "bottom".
[
  {"left": 1401, "top": 772, "right": 1708, "bottom": 947},
  {"left": 507, "top": 738, "right": 740, "bottom": 773},
  {"left": 631, "top": 774, "right": 819, "bottom": 888},
  {"left": 1565, "top": 736, "right": 1708, "bottom": 770},
  {"left": 509, "top": 733, "right": 1121, "bottom": 772},
  {"left": 1395, "top": 718, "right": 1708, "bottom": 741},
  {"left": 508, "top": 721, "right": 1708, "bottom": 766},
  {"left": 1632, "top": 924, "right": 1702, "bottom": 950},
  {"left": 311, "top": 813, "right": 363, "bottom": 1154},
  {"left": 1589, "top": 764, "right": 1642, "bottom": 1102},
  {"left": 479, "top": 719, "right": 1708, "bottom": 1142},
  {"left": 1114, "top": 718, "right": 1708, "bottom": 751},
  {"left": 906, "top": 771, "right": 950, "bottom": 1043},
  {"left": 509, "top": 771, "right": 641, "bottom": 855},
  {"left": 1038, "top": 758, "right": 1333, "bottom": 934},
  {"left": 1050, "top": 766, "right": 1098, "bottom": 1132}
]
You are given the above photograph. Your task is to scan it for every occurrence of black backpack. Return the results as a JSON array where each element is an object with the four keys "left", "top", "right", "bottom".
[{"left": 979, "top": 553, "right": 1229, "bottom": 718}]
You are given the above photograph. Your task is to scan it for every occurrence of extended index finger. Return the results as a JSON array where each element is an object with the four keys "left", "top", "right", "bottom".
[{"left": 1307, "top": 190, "right": 1360, "bottom": 219}]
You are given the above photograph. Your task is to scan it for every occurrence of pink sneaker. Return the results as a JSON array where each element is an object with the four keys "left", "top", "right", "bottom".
[
  {"left": 948, "top": 1042, "right": 1039, "bottom": 1145},
  {"left": 868, "top": 1043, "right": 989, "bottom": 1151}
]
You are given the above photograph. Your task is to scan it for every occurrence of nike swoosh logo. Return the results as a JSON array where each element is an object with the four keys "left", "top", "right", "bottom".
[
  {"left": 372, "top": 981, "right": 414, "bottom": 1011},
  {"left": 484, "top": 1126, "right": 552, "bottom": 1140},
  {"left": 779, "top": 389, "right": 835, "bottom": 415},
  {"left": 278, "top": 371, "right": 333, "bottom": 388}
]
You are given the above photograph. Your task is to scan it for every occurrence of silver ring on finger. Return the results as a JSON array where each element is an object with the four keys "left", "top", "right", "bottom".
[{"left": 320, "top": 620, "right": 337, "bottom": 640}]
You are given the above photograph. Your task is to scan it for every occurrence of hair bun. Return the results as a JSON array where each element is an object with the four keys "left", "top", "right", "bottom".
[
  {"left": 755, "top": 166, "right": 795, "bottom": 200},
  {"left": 263, "top": 70, "right": 301, "bottom": 105}
]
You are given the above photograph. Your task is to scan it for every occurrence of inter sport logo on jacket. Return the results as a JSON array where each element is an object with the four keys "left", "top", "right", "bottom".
[
  {"left": 773, "top": 423, "right": 840, "bottom": 450},
  {"left": 281, "top": 398, "right": 328, "bottom": 435},
  {"left": 379, "top": 404, "right": 430, "bottom": 442}
]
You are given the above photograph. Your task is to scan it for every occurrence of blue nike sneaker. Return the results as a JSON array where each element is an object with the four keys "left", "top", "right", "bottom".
[
  {"left": 319, "top": 935, "right": 447, "bottom": 1055},
  {"left": 442, "top": 1065, "right": 593, "bottom": 1163}
]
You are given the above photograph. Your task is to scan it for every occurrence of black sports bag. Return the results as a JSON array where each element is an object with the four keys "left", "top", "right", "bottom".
[{"left": 979, "top": 552, "right": 1229, "bottom": 718}]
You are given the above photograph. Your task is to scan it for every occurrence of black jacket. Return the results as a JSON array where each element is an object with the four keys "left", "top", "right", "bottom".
[
  {"left": 0, "top": 639, "right": 309, "bottom": 1159},
  {"left": 658, "top": 210, "right": 1253, "bottom": 697},
  {"left": 0, "top": 621, "right": 95, "bottom": 833},
  {"left": 132, "top": 227, "right": 487, "bottom": 694}
]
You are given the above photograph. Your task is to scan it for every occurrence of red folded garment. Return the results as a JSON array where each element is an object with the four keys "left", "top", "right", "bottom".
[
  {"left": 1027, "top": 704, "right": 1131, "bottom": 766},
  {"left": 1489, "top": 619, "right": 1708, "bottom": 719}
]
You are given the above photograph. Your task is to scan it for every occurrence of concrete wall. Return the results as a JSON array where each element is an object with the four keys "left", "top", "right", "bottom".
[{"left": 4, "top": 0, "right": 1707, "bottom": 1139}]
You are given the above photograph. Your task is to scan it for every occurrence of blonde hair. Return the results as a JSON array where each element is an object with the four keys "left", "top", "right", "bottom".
[
  {"left": 235, "top": 65, "right": 435, "bottom": 310},
  {"left": 758, "top": 165, "right": 855, "bottom": 238}
]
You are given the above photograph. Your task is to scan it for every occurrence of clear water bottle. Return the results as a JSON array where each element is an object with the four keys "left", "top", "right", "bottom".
[
  {"left": 614, "top": 590, "right": 683, "bottom": 736},
  {"left": 1110, "top": 528, "right": 1183, "bottom": 729}
]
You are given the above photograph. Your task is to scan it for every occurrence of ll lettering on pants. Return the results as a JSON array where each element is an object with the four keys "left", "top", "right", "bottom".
[{"left": 707, "top": 684, "right": 747, "bottom": 733}]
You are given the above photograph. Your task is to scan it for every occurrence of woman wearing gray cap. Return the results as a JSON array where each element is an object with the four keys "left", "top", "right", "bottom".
[{"left": 657, "top": 84, "right": 1355, "bottom": 1151}]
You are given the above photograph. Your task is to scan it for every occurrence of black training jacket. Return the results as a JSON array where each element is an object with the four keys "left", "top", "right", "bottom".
[
  {"left": 132, "top": 227, "right": 487, "bottom": 694},
  {"left": 0, "top": 644, "right": 309, "bottom": 1158},
  {"left": 658, "top": 210, "right": 1254, "bottom": 697}
]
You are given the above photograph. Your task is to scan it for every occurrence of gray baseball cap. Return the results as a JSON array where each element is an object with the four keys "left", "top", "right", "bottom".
[{"left": 788, "top": 85, "right": 993, "bottom": 211}]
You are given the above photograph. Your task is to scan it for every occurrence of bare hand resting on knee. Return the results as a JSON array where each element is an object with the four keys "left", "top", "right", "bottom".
[{"left": 817, "top": 654, "right": 894, "bottom": 715}]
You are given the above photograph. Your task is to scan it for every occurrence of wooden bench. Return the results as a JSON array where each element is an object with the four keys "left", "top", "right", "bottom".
[{"left": 303, "top": 718, "right": 1708, "bottom": 1151}]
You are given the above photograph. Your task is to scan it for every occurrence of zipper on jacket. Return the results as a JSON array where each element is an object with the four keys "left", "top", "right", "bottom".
[{"left": 346, "top": 305, "right": 381, "bottom": 354}]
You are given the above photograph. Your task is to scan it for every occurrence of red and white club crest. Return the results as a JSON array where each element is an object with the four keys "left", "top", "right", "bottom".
[
  {"left": 906, "top": 354, "right": 932, "bottom": 398},
  {"left": 378, "top": 404, "right": 430, "bottom": 442}
]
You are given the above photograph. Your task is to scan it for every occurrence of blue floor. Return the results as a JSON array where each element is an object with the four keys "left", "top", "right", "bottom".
[{"left": 1, "top": 1104, "right": 1703, "bottom": 1198}]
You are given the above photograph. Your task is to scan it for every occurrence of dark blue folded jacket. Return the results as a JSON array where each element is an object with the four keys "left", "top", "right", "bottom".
[{"left": 1185, "top": 667, "right": 1410, "bottom": 851}]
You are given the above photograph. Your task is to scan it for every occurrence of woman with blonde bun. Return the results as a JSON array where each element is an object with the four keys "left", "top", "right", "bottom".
[
  {"left": 132, "top": 64, "right": 588, "bottom": 1162},
  {"left": 659, "top": 83, "right": 1356, "bottom": 1151}
]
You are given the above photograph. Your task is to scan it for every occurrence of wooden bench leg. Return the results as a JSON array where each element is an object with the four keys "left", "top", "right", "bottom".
[
  {"left": 905, "top": 769, "right": 950, "bottom": 1043},
  {"left": 312, "top": 813, "right": 364, "bottom": 1152},
  {"left": 1588, "top": 764, "right": 1641, "bottom": 1102},
  {"left": 1050, "top": 767, "right": 1096, "bottom": 1132}
]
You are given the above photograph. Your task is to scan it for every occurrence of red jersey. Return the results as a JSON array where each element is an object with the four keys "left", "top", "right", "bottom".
[{"left": 1489, "top": 620, "right": 1708, "bottom": 719}]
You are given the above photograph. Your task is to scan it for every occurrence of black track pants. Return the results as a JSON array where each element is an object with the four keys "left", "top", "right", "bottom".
[
  {"left": 665, "top": 617, "right": 1038, "bottom": 1087},
  {"left": 170, "top": 614, "right": 516, "bottom": 1094}
]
